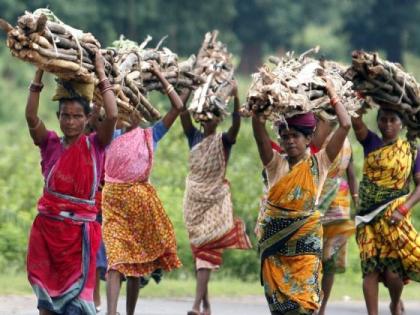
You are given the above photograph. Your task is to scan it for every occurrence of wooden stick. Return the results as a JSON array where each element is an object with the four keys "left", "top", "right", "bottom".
[
  {"left": 31, "top": 45, "right": 94, "bottom": 70},
  {"left": 28, "top": 33, "right": 52, "bottom": 49},
  {"left": 119, "top": 53, "right": 140, "bottom": 77},
  {"left": 0, "top": 19, "right": 13, "bottom": 33},
  {"left": 126, "top": 77, "right": 161, "bottom": 119},
  {"left": 45, "top": 21, "right": 67, "bottom": 35}
]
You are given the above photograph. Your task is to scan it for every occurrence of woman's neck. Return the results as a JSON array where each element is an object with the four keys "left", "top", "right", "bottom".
[
  {"left": 382, "top": 135, "right": 398, "bottom": 145},
  {"left": 203, "top": 129, "right": 216, "bottom": 138},
  {"left": 63, "top": 134, "right": 82, "bottom": 147},
  {"left": 288, "top": 151, "right": 307, "bottom": 167}
]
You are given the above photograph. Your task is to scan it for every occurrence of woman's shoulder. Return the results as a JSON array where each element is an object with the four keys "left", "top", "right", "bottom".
[{"left": 39, "top": 130, "right": 60, "bottom": 150}]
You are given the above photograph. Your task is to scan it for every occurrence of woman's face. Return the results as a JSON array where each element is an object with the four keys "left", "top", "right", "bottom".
[
  {"left": 279, "top": 128, "right": 311, "bottom": 158},
  {"left": 58, "top": 100, "right": 88, "bottom": 138},
  {"left": 377, "top": 111, "right": 402, "bottom": 141},
  {"left": 201, "top": 117, "right": 219, "bottom": 133}
]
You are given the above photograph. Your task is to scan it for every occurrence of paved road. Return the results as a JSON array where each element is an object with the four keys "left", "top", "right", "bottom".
[{"left": 1, "top": 295, "right": 419, "bottom": 314}]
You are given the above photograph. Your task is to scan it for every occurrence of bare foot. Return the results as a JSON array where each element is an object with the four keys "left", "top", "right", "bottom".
[
  {"left": 390, "top": 300, "right": 403, "bottom": 315},
  {"left": 201, "top": 300, "right": 211, "bottom": 315}
]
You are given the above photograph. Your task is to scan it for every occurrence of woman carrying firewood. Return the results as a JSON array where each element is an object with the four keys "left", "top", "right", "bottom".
[
  {"left": 102, "top": 60, "right": 183, "bottom": 315},
  {"left": 180, "top": 82, "right": 252, "bottom": 315},
  {"left": 312, "top": 118, "right": 358, "bottom": 315},
  {"left": 252, "top": 78, "right": 351, "bottom": 315},
  {"left": 26, "top": 51, "right": 118, "bottom": 315},
  {"left": 352, "top": 108, "right": 420, "bottom": 315}
]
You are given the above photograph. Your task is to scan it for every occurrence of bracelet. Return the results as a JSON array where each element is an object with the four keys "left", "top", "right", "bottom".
[
  {"left": 98, "top": 78, "right": 111, "bottom": 91},
  {"left": 165, "top": 84, "right": 175, "bottom": 95},
  {"left": 397, "top": 204, "right": 410, "bottom": 216},
  {"left": 352, "top": 194, "right": 359, "bottom": 198},
  {"left": 100, "top": 82, "right": 113, "bottom": 93},
  {"left": 101, "top": 86, "right": 114, "bottom": 94},
  {"left": 330, "top": 96, "right": 339, "bottom": 107},
  {"left": 28, "top": 118, "right": 42, "bottom": 130},
  {"left": 29, "top": 82, "right": 44, "bottom": 93}
]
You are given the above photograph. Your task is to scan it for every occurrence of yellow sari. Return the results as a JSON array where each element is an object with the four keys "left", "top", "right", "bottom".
[
  {"left": 356, "top": 139, "right": 420, "bottom": 281},
  {"left": 259, "top": 155, "right": 322, "bottom": 314}
]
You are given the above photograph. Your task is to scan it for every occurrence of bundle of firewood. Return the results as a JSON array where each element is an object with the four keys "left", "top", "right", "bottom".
[
  {"left": 93, "top": 36, "right": 203, "bottom": 125},
  {"left": 344, "top": 50, "right": 420, "bottom": 140},
  {"left": 241, "top": 47, "right": 361, "bottom": 122},
  {"left": 0, "top": 9, "right": 205, "bottom": 126},
  {"left": 188, "top": 31, "right": 235, "bottom": 122},
  {"left": 0, "top": 9, "right": 100, "bottom": 83}
]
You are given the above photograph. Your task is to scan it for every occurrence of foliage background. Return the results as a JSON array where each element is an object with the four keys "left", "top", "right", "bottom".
[{"left": 0, "top": 0, "right": 420, "bottom": 287}]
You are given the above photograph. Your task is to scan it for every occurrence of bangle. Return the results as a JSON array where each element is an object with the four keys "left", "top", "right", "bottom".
[
  {"left": 28, "top": 118, "right": 42, "bottom": 130},
  {"left": 330, "top": 96, "right": 339, "bottom": 107},
  {"left": 101, "top": 86, "right": 114, "bottom": 94},
  {"left": 165, "top": 84, "right": 175, "bottom": 95},
  {"left": 100, "top": 82, "right": 113, "bottom": 93},
  {"left": 397, "top": 204, "right": 410, "bottom": 216},
  {"left": 98, "top": 78, "right": 111, "bottom": 91},
  {"left": 29, "top": 82, "right": 44, "bottom": 93},
  {"left": 352, "top": 194, "right": 359, "bottom": 198}
]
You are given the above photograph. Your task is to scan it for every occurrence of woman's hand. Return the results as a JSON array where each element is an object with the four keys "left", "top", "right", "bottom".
[
  {"left": 389, "top": 209, "right": 405, "bottom": 226},
  {"left": 230, "top": 79, "right": 238, "bottom": 98},
  {"left": 149, "top": 60, "right": 161, "bottom": 76},
  {"left": 33, "top": 68, "right": 44, "bottom": 84},
  {"left": 322, "top": 76, "right": 337, "bottom": 99},
  {"left": 94, "top": 50, "right": 106, "bottom": 77},
  {"left": 352, "top": 194, "right": 360, "bottom": 209}
]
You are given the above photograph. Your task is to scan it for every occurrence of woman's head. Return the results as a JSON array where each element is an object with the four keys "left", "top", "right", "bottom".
[
  {"left": 278, "top": 113, "right": 316, "bottom": 158},
  {"left": 376, "top": 108, "right": 403, "bottom": 141},
  {"left": 52, "top": 79, "right": 94, "bottom": 139},
  {"left": 201, "top": 116, "right": 220, "bottom": 134},
  {"left": 57, "top": 97, "right": 91, "bottom": 139}
]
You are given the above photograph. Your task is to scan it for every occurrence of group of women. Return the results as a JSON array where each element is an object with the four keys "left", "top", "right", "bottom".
[{"left": 23, "top": 51, "right": 420, "bottom": 315}]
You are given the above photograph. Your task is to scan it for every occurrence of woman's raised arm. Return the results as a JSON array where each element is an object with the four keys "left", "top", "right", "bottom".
[
  {"left": 95, "top": 50, "right": 118, "bottom": 146},
  {"left": 25, "top": 69, "right": 48, "bottom": 145},
  {"left": 150, "top": 61, "right": 183, "bottom": 130},
  {"left": 324, "top": 78, "right": 351, "bottom": 162}
]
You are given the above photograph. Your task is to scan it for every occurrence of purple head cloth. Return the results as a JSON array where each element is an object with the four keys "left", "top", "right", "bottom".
[{"left": 285, "top": 112, "right": 316, "bottom": 129}]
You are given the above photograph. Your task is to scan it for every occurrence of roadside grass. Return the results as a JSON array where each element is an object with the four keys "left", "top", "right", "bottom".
[{"left": 2, "top": 272, "right": 419, "bottom": 301}]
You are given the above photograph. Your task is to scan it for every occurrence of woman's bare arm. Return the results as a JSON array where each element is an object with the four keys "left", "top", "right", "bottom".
[
  {"left": 224, "top": 81, "right": 241, "bottom": 144},
  {"left": 150, "top": 61, "right": 183, "bottom": 130},
  {"left": 95, "top": 51, "right": 118, "bottom": 146},
  {"left": 351, "top": 109, "right": 369, "bottom": 142},
  {"left": 324, "top": 79, "right": 351, "bottom": 162},
  {"left": 25, "top": 69, "right": 48, "bottom": 145},
  {"left": 252, "top": 115, "right": 273, "bottom": 166},
  {"left": 179, "top": 89, "right": 195, "bottom": 136}
]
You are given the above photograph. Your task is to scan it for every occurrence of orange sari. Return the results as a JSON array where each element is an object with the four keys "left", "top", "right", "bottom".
[{"left": 259, "top": 155, "right": 322, "bottom": 314}]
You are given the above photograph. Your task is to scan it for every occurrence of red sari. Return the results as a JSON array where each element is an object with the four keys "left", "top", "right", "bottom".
[{"left": 27, "top": 135, "right": 101, "bottom": 315}]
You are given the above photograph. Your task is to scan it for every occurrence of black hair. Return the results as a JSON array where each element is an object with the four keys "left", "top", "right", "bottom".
[
  {"left": 376, "top": 108, "right": 403, "bottom": 122},
  {"left": 278, "top": 124, "right": 314, "bottom": 137},
  {"left": 56, "top": 79, "right": 91, "bottom": 116},
  {"left": 58, "top": 97, "right": 91, "bottom": 116}
]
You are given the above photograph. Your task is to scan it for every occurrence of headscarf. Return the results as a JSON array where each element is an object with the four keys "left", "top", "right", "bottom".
[
  {"left": 285, "top": 112, "right": 316, "bottom": 129},
  {"left": 278, "top": 112, "right": 317, "bottom": 136}
]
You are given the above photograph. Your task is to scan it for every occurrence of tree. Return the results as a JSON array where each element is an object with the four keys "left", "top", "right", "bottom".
[
  {"left": 341, "top": 0, "right": 420, "bottom": 64},
  {"left": 233, "top": 0, "right": 325, "bottom": 73}
]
